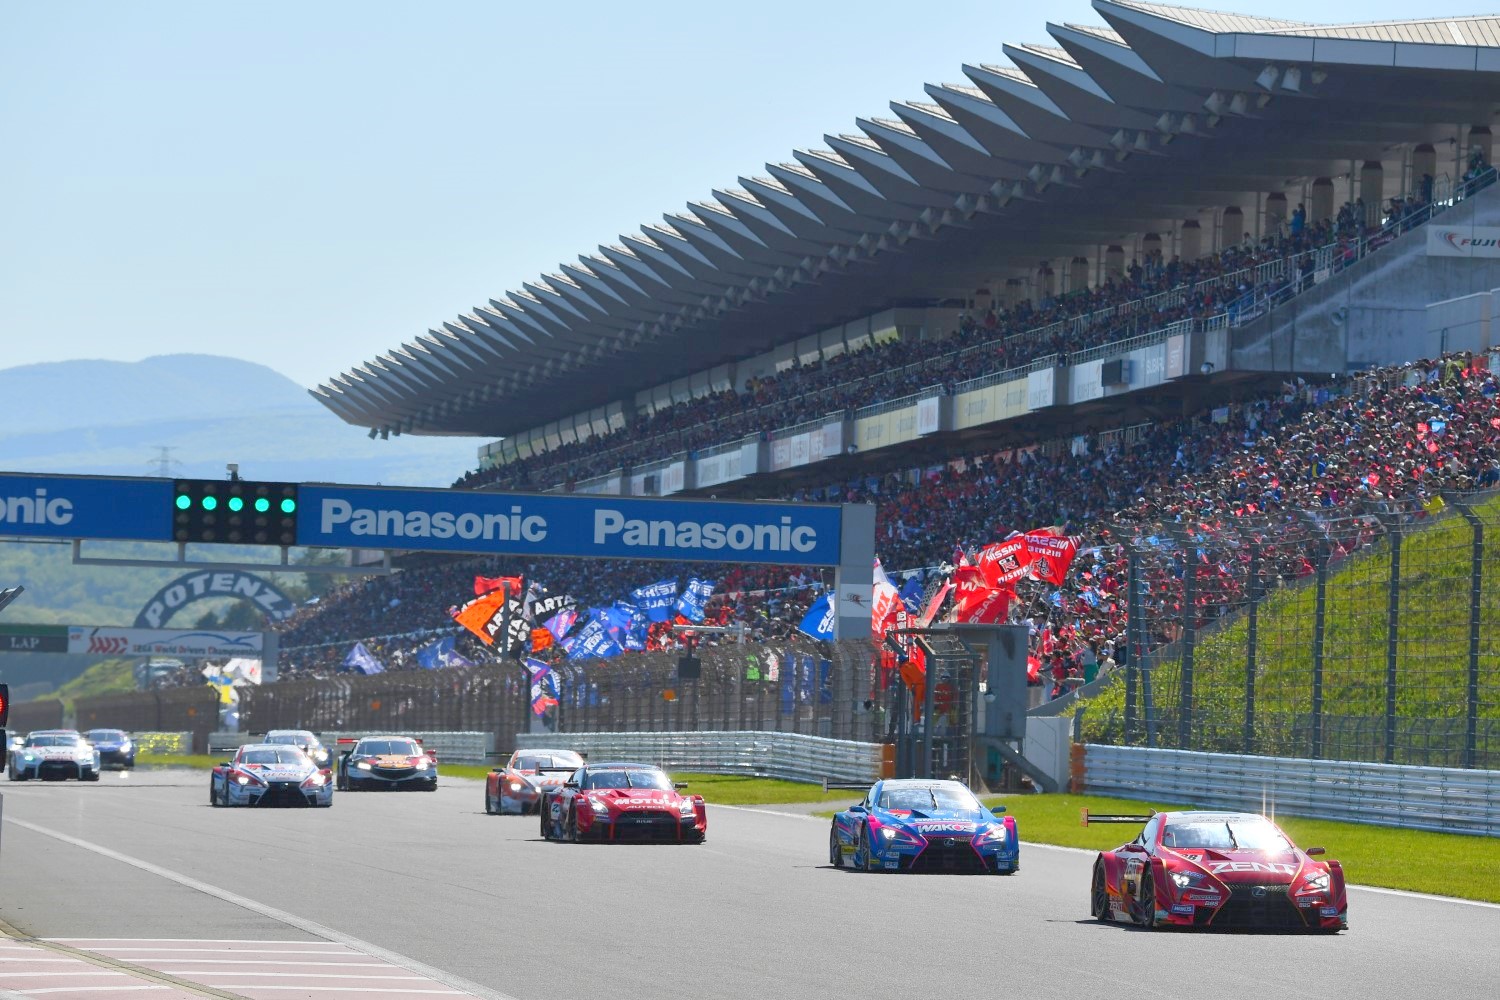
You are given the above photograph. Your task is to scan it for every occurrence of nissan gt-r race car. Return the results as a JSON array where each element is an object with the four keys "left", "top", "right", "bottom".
[
  {"left": 335, "top": 735, "right": 438, "bottom": 791},
  {"left": 540, "top": 762, "right": 706, "bottom": 843},
  {"left": 261, "top": 729, "right": 332, "bottom": 769},
  {"left": 830, "top": 778, "right": 1018, "bottom": 873},
  {"left": 83, "top": 729, "right": 136, "bottom": 769},
  {"left": 485, "top": 748, "right": 584, "bottom": 815},
  {"left": 1086, "top": 809, "right": 1347, "bottom": 931},
  {"left": 209, "top": 743, "right": 334, "bottom": 807},
  {"left": 8, "top": 730, "right": 101, "bottom": 782}
]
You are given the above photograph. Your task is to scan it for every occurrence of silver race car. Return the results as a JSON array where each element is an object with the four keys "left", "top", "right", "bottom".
[
  {"left": 8, "top": 730, "right": 101, "bottom": 782},
  {"left": 261, "top": 729, "right": 333, "bottom": 769},
  {"left": 209, "top": 743, "right": 334, "bottom": 807}
]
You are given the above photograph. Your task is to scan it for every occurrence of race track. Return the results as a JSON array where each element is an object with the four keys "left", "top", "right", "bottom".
[{"left": 2, "top": 771, "right": 1495, "bottom": 1000}]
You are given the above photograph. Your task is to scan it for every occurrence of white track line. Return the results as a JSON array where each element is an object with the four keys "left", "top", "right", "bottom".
[
  {"left": 206, "top": 989, "right": 463, "bottom": 995},
  {"left": 168, "top": 974, "right": 424, "bottom": 981},
  {"left": 12, "top": 989, "right": 171, "bottom": 995},
  {"left": 145, "top": 962, "right": 388, "bottom": 968},
  {"left": 6, "top": 818, "right": 518, "bottom": 1000}
]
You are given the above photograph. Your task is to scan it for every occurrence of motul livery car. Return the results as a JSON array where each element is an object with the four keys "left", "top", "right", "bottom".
[
  {"left": 8, "top": 730, "right": 101, "bottom": 782},
  {"left": 84, "top": 729, "right": 136, "bottom": 769},
  {"left": 485, "top": 748, "right": 584, "bottom": 815},
  {"left": 209, "top": 744, "right": 333, "bottom": 807},
  {"left": 540, "top": 762, "right": 706, "bottom": 843},
  {"left": 1087, "top": 809, "right": 1347, "bottom": 931},
  {"left": 830, "top": 779, "right": 1018, "bottom": 873},
  {"left": 336, "top": 736, "right": 438, "bottom": 791}
]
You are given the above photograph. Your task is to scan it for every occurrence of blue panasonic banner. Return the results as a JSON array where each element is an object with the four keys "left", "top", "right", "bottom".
[
  {"left": 0, "top": 473, "right": 172, "bottom": 542},
  {"left": 297, "top": 484, "right": 845, "bottom": 566}
]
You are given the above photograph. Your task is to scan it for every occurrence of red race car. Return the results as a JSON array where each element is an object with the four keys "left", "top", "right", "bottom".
[
  {"left": 539, "top": 762, "right": 706, "bottom": 843},
  {"left": 485, "top": 748, "right": 584, "bottom": 815},
  {"left": 1087, "top": 809, "right": 1347, "bottom": 932}
]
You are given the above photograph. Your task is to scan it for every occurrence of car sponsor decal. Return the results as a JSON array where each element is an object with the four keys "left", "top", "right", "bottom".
[
  {"left": 1320, "top": 906, "right": 1339, "bottom": 917},
  {"left": 1207, "top": 861, "right": 1296, "bottom": 876},
  {"left": 1171, "top": 904, "right": 1195, "bottom": 915},
  {"left": 913, "top": 822, "right": 976, "bottom": 833},
  {"left": 884, "top": 860, "right": 899, "bottom": 870}
]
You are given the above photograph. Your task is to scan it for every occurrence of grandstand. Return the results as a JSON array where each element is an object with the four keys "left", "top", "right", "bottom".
[{"left": 273, "top": 0, "right": 1500, "bottom": 753}]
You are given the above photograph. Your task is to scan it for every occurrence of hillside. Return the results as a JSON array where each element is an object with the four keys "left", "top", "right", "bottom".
[{"left": 0, "top": 354, "right": 479, "bottom": 486}]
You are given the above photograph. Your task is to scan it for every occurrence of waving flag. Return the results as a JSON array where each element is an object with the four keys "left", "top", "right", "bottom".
[
  {"left": 342, "top": 642, "right": 385, "bottom": 675},
  {"left": 524, "top": 658, "right": 559, "bottom": 715},
  {"left": 674, "top": 577, "right": 716, "bottom": 622},
  {"left": 452, "top": 590, "right": 508, "bottom": 646},
  {"left": 529, "top": 592, "right": 577, "bottom": 626},
  {"left": 977, "top": 535, "right": 1032, "bottom": 591},
  {"left": 563, "top": 614, "right": 623, "bottom": 659},
  {"left": 898, "top": 575, "right": 924, "bottom": 612},
  {"left": 631, "top": 579, "right": 679, "bottom": 622},
  {"left": 1024, "top": 530, "right": 1080, "bottom": 586},
  {"left": 798, "top": 594, "right": 836, "bottom": 641},
  {"left": 543, "top": 606, "right": 579, "bottom": 642},
  {"left": 474, "top": 575, "right": 523, "bottom": 597},
  {"left": 415, "top": 635, "right": 464, "bottom": 670}
]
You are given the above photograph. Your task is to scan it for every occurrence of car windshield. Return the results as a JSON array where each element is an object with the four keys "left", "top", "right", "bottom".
[
  {"left": 878, "top": 784, "right": 982, "bottom": 812},
  {"left": 27, "top": 735, "right": 80, "bottom": 748},
  {"left": 587, "top": 769, "right": 671, "bottom": 790},
  {"left": 1164, "top": 817, "right": 1292, "bottom": 852},
  {"left": 515, "top": 753, "right": 583, "bottom": 771},
  {"left": 86, "top": 730, "right": 125, "bottom": 742},
  {"left": 360, "top": 740, "right": 419, "bottom": 756},
  {"left": 240, "top": 748, "right": 308, "bottom": 766}
]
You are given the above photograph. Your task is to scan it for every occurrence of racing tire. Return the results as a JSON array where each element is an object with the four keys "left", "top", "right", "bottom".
[
  {"left": 9, "top": 771, "right": 26, "bottom": 782},
  {"left": 424, "top": 779, "right": 438, "bottom": 792},
  {"left": 567, "top": 805, "right": 580, "bottom": 844},
  {"left": 856, "top": 825, "right": 877, "bottom": 872},
  {"left": 485, "top": 787, "right": 495, "bottom": 815},
  {"left": 209, "top": 779, "right": 221, "bottom": 807},
  {"left": 1091, "top": 863, "right": 1109, "bottom": 921},
  {"left": 540, "top": 804, "right": 553, "bottom": 841},
  {"left": 1138, "top": 872, "right": 1158, "bottom": 929},
  {"left": 830, "top": 825, "right": 844, "bottom": 868},
  {"left": 82, "top": 770, "right": 100, "bottom": 782}
]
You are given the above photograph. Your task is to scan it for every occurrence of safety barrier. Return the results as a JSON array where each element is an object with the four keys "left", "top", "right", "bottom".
[
  {"left": 515, "top": 730, "right": 883, "bottom": 785},
  {"left": 208, "top": 730, "right": 495, "bottom": 765},
  {"left": 1079, "top": 744, "right": 1500, "bottom": 836}
]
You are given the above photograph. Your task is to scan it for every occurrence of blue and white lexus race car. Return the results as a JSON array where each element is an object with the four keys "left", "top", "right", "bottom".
[
  {"left": 209, "top": 743, "right": 333, "bottom": 807},
  {"left": 829, "top": 779, "right": 1018, "bottom": 874},
  {"left": 84, "top": 729, "right": 136, "bottom": 769},
  {"left": 8, "top": 730, "right": 101, "bottom": 782}
]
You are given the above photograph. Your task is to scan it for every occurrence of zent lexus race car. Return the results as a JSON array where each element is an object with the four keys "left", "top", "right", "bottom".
[
  {"left": 336, "top": 736, "right": 438, "bottom": 791},
  {"left": 209, "top": 744, "right": 333, "bottom": 807},
  {"left": 8, "top": 731, "right": 101, "bottom": 782},
  {"left": 830, "top": 779, "right": 1018, "bottom": 873},
  {"left": 1086, "top": 809, "right": 1346, "bottom": 931},
  {"left": 486, "top": 749, "right": 584, "bottom": 815},
  {"left": 84, "top": 729, "right": 136, "bottom": 769},
  {"left": 540, "top": 763, "right": 706, "bottom": 843},
  {"left": 262, "top": 729, "right": 331, "bottom": 769}
]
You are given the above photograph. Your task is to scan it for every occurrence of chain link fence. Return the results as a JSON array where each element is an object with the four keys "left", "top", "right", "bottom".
[
  {"left": 1083, "top": 490, "right": 1500, "bottom": 769},
  {"left": 74, "top": 687, "right": 220, "bottom": 753}
]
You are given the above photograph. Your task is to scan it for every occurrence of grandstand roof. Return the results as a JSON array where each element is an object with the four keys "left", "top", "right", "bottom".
[{"left": 315, "top": 1, "right": 1500, "bottom": 439}]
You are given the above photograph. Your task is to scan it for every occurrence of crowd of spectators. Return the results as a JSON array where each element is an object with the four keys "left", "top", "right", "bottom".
[{"left": 453, "top": 187, "right": 1445, "bottom": 495}]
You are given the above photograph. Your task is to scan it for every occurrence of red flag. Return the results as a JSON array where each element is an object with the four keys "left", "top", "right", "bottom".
[
  {"left": 953, "top": 567, "right": 992, "bottom": 616},
  {"left": 977, "top": 536, "right": 1033, "bottom": 590},
  {"left": 919, "top": 581, "right": 952, "bottom": 627},
  {"left": 530, "top": 628, "right": 554, "bottom": 654},
  {"left": 474, "top": 575, "right": 523, "bottom": 597},
  {"left": 1024, "top": 531, "right": 1080, "bottom": 586},
  {"left": 957, "top": 587, "right": 1010, "bottom": 625}
]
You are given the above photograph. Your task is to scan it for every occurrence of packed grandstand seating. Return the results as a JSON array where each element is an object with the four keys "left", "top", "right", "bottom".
[
  {"left": 250, "top": 350, "right": 1500, "bottom": 690},
  {"left": 453, "top": 188, "right": 1452, "bottom": 494}
]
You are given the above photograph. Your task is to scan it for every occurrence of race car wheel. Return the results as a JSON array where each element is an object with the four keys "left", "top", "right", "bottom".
[
  {"left": 209, "top": 779, "right": 221, "bottom": 807},
  {"left": 829, "top": 825, "right": 844, "bottom": 868},
  {"left": 485, "top": 787, "right": 495, "bottom": 815},
  {"left": 82, "top": 770, "right": 100, "bottom": 782},
  {"left": 335, "top": 772, "right": 346, "bottom": 792},
  {"left": 856, "top": 825, "right": 876, "bottom": 872},
  {"left": 1137, "top": 873, "right": 1158, "bottom": 929},
  {"left": 567, "top": 805, "right": 580, "bottom": 843},
  {"left": 1091, "top": 863, "right": 1109, "bottom": 921}
]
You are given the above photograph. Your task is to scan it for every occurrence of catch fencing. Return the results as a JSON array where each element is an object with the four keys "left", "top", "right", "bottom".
[
  {"left": 208, "top": 730, "right": 494, "bottom": 764},
  {"left": 74, "top": 688, "right": 219, "bottom": 753},
  {"left": 1078, "top": 744, "right": 1500, "bottom": 836},
  {"left": 514, "top": 730, "right": 883, "bottom": 785},
  {"left": 1081, "top": 486, "right": 1500, "bottom": 770}
]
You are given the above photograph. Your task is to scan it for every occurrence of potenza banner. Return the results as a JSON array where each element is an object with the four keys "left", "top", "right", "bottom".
[
  {"left": 298, "top": 485, "right": 844, "bottom": 566},
  {"left": 67, "top": 627, "right": 263, "bottom": 658},
  {"left": 1427, "top": 225, "right": 1500, "bottom": 258}
]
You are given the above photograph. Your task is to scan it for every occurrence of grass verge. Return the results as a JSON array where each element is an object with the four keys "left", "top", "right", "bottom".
[{"left": 818, "top": 792, "right": 1500, "bottom": 904}]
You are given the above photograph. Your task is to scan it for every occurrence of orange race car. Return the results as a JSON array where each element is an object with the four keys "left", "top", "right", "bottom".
[{"left": 485, "top": 748, "right": 584, "bottom": 815}]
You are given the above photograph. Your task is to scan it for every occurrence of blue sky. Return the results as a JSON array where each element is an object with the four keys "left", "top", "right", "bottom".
[{"left": 3, "top": 1, "right": 1495, "bottom": 389}]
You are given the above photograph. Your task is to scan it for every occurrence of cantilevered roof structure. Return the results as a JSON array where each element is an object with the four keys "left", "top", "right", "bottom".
[{"left": 314, "top": 1, "right": 1500, "bottom": 439}]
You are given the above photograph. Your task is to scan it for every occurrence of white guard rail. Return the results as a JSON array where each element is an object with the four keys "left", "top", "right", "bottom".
[
  {"left": 1083, "top": 745, "right": 1500, "bottom": 836},
  {"left": 208, "top": 731, "right": 496, "bottom": 765},
  {"left": 515, "top": 730, "right": 883, "bottom": 786}
]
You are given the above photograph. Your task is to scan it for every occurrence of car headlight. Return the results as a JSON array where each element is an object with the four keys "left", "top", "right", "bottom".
[
  {"left": 1298, "top": 872, "right": 1331, "bottom": 893},
  {"left": 303, "top": 773, "right": 327, "bottom": 788},
  {"left": 678, "top": 799, "right": 697, "bottom": 815},
  {"left": 355, "top": 761, "right": 372, "bottom": 771},
  {"left": 21, "top": 753, "right": 36, "bottom": 762},
  {"left": 1170, "top": 871, "right": 1204, "bottom": 889},
  {"left": 878, "top": 826, "right": 921, "bottom": 846},
  {"left": 508, "top": 780, "right": 524, "bottom": 792},
  {"left": 120, "top": 740, "right": 133, "bottom": 751},
  {"left": 587, "top": 797, "right": 611, "bottom": 814},
  {"left": 235, "top": 774, "right": 252, "bottom": 785},
  {"left": 977, "top": 825, "right": 1008, "bottom": 843},
  {"left": 311, "top": 749, "right": 328, "bottom": 762},
  {"left": 415, "top": 759, "right": 430, "bottom": 771}
]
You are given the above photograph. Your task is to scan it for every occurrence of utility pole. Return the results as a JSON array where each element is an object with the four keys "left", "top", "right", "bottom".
[{"left": 148, "top": 446, "right": 181, "bottom": 479}]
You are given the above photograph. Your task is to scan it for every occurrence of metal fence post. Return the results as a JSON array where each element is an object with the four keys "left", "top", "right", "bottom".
[
  {"left": 1447, "top": 496, "right": 1484, "bottom": 769},
  {"left": 1384, "top": 515, "right": 1403, "bottom": 765},
  {"left": 1168, "top": 524, "right": 1198, "bottom": 750},
  {"left": 1244, "top": 538, "right": 1262, "bottom": 755},
  {"left": 1124, "top": 543, "right": 1141, "bottom": 744},
  {"left": 1298, "top": 512, "right": 1329, "bottom": 759}
]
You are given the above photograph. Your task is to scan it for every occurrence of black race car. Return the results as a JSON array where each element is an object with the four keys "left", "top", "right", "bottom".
[{"left": 335, "top": 735, "right": 438, "bottom": 791}]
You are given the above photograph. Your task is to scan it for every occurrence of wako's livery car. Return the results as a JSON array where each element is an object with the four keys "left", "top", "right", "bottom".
[
  {"left": 336, "top": 736, "right": 438, "bottom": 791},
  {"left": 1087, "top": 810, "right": 1347, "bottom": 931},
  {"left": 210, "top": 744, "right": 333, "bottom": 807},
  {"left": 486, "top": 749, "right": 584, "bottom": 815},
  {"left": 8, "top": 731, "right": 101, "bottom": 782},
  {"left": 84, "top": 729, "right": 136, "bottom": 769},
  {"left": 540, "top": 763, "right": 706, "bottom": 843},
  {"left": 830, "top": 779, "right": 1018, "bottom": 874},
  {"left": 262, "top": 729, "right": 331, "bottom": 769}
]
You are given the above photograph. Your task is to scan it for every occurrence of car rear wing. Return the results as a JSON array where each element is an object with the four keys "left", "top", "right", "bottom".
[{"left": 1081, "top": 808, "right": 1157, "bottom": 826}]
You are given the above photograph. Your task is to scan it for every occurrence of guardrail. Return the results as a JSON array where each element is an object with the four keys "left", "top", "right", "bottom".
[
  {"left": 1079, "top": 744, "right": 1500, "bottom": 836},
  {"left": 515, "top": 730, "right": 883, "bottom": 786},
  {"left": 208, "top": 730, "right": 496, "bottom": 765}
]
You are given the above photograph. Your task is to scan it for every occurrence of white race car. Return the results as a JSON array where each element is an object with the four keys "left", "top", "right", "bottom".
[
  {"left": 8, "top": 730, "right": 101, "bottom": 781},
  {"left": 209, "top": 743, "right": 334, "bottom": 807}
]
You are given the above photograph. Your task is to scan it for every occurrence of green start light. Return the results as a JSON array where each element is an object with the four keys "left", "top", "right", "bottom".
[
  {"left": 201, "top": 496, "right": 218, "bottom": 511},
  {"left": 255, "top": 497, "right": 270, "bottom": 513},
  {"left": 228, "top": 497, "right": 245, "bottom": 512},
  {"left": 280, "top": 498, "right": 296, "bottom": 513},
  {"left": 175, "top": 495, "right": 191, "bottom": 510}
]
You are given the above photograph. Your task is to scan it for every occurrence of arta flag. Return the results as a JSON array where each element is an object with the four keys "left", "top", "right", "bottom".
[
  {"left": 452, "top": 590, "right": 508, "bottom": 646},
  {"left": 977, "top": 536, "right": 1033, "bottom": 590}
]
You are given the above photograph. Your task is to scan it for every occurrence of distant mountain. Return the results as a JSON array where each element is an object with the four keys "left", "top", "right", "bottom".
[{"left": 0, "top": 354, "right": 479, "bottom": 487}]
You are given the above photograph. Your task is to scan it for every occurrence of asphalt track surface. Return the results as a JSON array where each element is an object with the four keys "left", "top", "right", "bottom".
[{"left": 2, "top": 771, "right": 1497, "bottom": 1000}]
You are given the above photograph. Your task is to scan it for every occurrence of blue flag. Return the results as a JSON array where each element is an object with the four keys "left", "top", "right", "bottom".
[
  {"left": 674, "top": 577, "right": 716, "bottom": 623},
  {"left": 415, "top": 635, "right": 472, "bottom": 670},
  {"left": 342, "top": 642, "right": 385, "bottom": 675},
  {"left": 798, "top": 594, "right": 836, "bottom": 641},
  {"left": 631, "top": 578, "right": 679, "bottom": 622},
  {"left": 524, "top": 658, "right": 559, "bottom": 715},
  {"left": 899, "top": 575, "right": 924, "bottom": 612},
  {"left": 563, "top": 614, "right": 623, "bottom": 660}
]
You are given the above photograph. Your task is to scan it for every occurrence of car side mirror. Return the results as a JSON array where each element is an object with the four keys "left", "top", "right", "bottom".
[
  {"left": 564, "top": 781, "right": 578, "bottom": 788},
  {"left": 848, "top": 804, "right": 866, "bottom": 813},
  {"left": 674, "top": 782, "right": 688, "bottom": 790},
  {"left": 218, "top": 761, "right": 231, "bottom": 767},
  {"left": 990, "top": 805, "right": 1007, "bottom": 816},
  {"left": 1306, "top": 847, "right": 1325, "bottom": 857}
]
